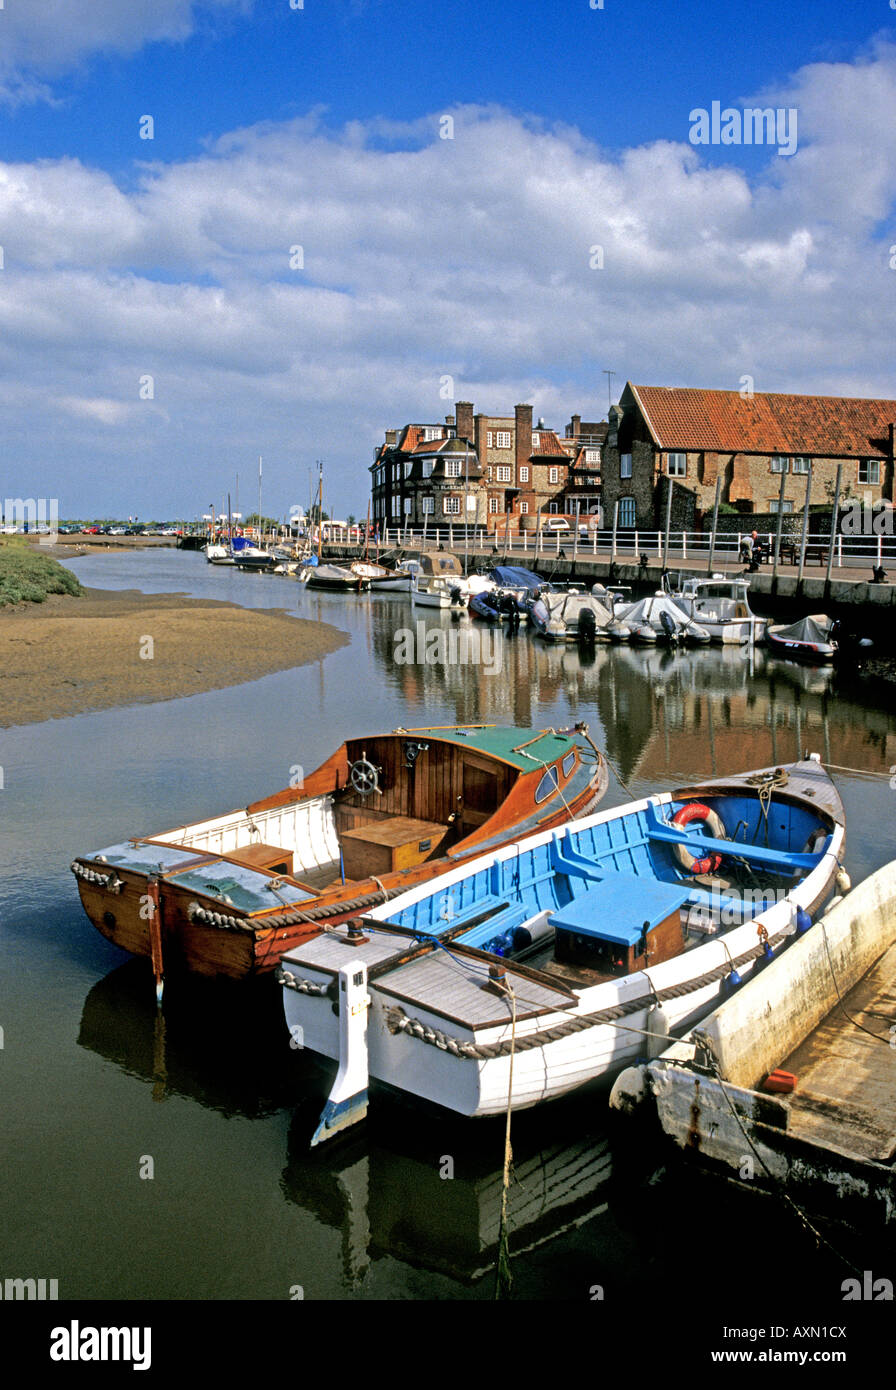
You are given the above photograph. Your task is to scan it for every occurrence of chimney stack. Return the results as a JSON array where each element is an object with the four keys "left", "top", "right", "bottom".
[
  {"left": 455, "top": 401, "right": 474, "bottom": 442},
  {"left": 515, "top": 404, "right": 533, "bottom": 479}
]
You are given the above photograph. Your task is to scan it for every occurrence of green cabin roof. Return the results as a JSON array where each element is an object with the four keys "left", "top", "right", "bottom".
[{"left": 396, "top": 725, "right": 579, "bottom": 773}]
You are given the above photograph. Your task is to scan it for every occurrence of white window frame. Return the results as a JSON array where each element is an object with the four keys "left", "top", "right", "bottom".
[
  {"left": 859, "top": 459, "right": 881, "bottom": 485},
  {"left": 620, "top": 453, "right": 632, "bottom": 479},
  {"left": 769, "top": 499, "right": 794, "bottom": 514},
  {"left": 488, "top": 498, "right": 499, "bottom": 514},
  {"left": 391, "top": 497, "right": 401, "bottom": 518},
  {"left": 548, "top": 466, "right": 559, "bottom": 484},
  {"left": 520, "top": 501, "right": 529, "bottom": 514},
  {"left": 770, "top": 455, "right": 788, "bottom": 473},
  {"left": 496, "top": 466, "right": 511, "bottom": 483},
  {"left": 531, "top": 433, "right": 540, "bottom": 448},
  {"left": 584, "top": 448, "right": 601, "bottom": 464},
  {"left": 444, "top": 460, "right": 462, "bottom": 478},
  {"left": 496, "top": 430, "right": 511, "bottom": 449},
  {"left": 667, "top": 452, "right": 686, "bottom": 477},
  {"left": 422, "top": 496, "right": 434, "bottom": 515},
  {"left": 790, "top": 456, "right": 810, "bottom": 475},
  {"left": 443, "top": 496, "right": 461, "bottom": 515},
  {"left": 518, "top": 466, "right": 529, "bottom": 483},
  {"left": 423, "top": 426, "right": 442, "bottom": 441},
  {"left": 403, "top": 498, "right": 412, "bottom": 514},
  {"left": 421, "top": 460, "right": 434, "bottom": 478},
  {"left": 466, "top": 494, "right": 476, "bottom": 513}
]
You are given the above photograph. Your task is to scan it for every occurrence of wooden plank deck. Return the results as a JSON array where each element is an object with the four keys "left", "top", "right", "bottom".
[{"left": 781, "top": 940, "right": 896, "bottom": 1163}]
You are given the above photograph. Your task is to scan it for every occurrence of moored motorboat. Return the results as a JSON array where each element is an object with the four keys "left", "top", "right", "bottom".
[
  {"left": 71, "top": 725, "right": 608, "bottom": 983},
  {"left": 616, "top": 593, "right": 711, "bottom": 644},
  {"left": 663, "top": 572, "right": 765, "bottom": 644},
  {"left": 411, "top": 552, "right": 469, "bottom": 609},
  {"left": 529, "top": 587, "right": 630, "bottom": 642},
  {"left": 279, "top": 758, "right": 844, "bottom": 1142}
]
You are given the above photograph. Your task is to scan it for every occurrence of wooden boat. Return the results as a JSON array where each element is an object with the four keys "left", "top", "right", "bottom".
[
  {"left": 662, "top": 572, "right": 765, "bottom": 644},
  {"left": 766, "top": 614, "right": 838, "bottom": 662},
  {"left": 279, "top": 758, "right": 844, "bottom": 1143},
  {"left": 350, "top": 560, "right": 392, "bottom": 584},
  {"left": 300, "top": 561, "right": 369, "bottom": 591},
  {"left": 611, "top": 859, "right": 894, "bottom": 1232},
  {"left": 367, "top": 559, "right": 422, "bottom": 591},
  {"left": 71, "top": 725, "right": 608, "bottom": 984}
]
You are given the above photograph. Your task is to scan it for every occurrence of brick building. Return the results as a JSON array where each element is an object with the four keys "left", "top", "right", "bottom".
[
  {"left": 600, "top": 383, "right": 896, "bottom": 531},
  {"left": 370, "top": 402, "right": 604, "bottom": 532}
]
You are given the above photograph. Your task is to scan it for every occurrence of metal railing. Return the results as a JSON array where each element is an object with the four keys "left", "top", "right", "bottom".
[{"left": 351, "top": 524, "right": 896, "bottom": 571}]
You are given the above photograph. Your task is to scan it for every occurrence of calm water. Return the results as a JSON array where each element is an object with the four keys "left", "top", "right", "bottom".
[{"left": 2, "top": 548, "right": 894, "bottom": 1311}]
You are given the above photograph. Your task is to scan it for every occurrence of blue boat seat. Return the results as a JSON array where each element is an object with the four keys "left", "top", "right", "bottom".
[
  {"left": 548, "top": 874, "right": 691, "bottom": 943},
  {"left": 643, "top": 801, "right": 824, "bottom": 873}
]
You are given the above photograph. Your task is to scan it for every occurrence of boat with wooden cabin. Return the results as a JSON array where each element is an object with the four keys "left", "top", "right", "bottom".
[
  {"left": 411, "top": 552, "right": 469, "bottom": 609},
  {"left": 71, "top": 725, "right": 607, "bottom": 984},
  {"left": 278, "top": 758, "right": 844, "bottom": 1143}
]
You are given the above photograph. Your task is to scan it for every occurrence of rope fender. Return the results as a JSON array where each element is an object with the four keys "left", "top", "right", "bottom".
[
  {"left": 70, "top": 861, "right": 124, "bottom": 893},
  {"left": 276, "top": 968, "right": 330, "bottom": 997},
  {"left": 380, "top": 918, "right": 796, "bottom": 1061}
]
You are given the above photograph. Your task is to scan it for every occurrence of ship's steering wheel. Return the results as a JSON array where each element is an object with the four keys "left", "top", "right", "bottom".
[{"left": 349, "top": 757, "right": 381, "bottom": 796}]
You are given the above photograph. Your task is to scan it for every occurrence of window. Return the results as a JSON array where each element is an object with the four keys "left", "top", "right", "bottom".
[
  {"left": 403, "top": 498, "right": 412, "bottom": 514},
  {"left": 667, "top": 452, "right": 686, "bottom": 476},
  {"left": 770, "top": 456, "right": 788, "bottom": 473},
  {"left": 769, "top": 499, "right": 794, "bottom": 513},
  {"left": 486, "top": 431, "right": 493, "bottom": 448},
  {"left": 404, "top": 462, "right": 412, "bottom": 478},
  {"left": 584, "top": 448, "right": 601, "bottom": 464},
  {"left": 392, "top": 463, "right": 401, "bottom": 482},
  {"left": 496, "top": 466, "right": 511, "bottom": 483},
  {"left": 548, "top": 502, "right": 558, "bottom": 513},
  {"left": 466, "top": 494, "right": 476, "bottom": 512},
  {"left": 445, "top": 460, "right": 462, "bottom": 478},
  {"left": 619, "top": 496, "right": 636, "bottom": 527},
  {"left": 423, "top": 426, "right": 442, "bottom": 441},
  {"left": 519, "top": 466, "right": 529, "bottom": 483},
  {"left": 531, "top": 433, "right": 540, "bottom": 448},
  {"left": 496, "top": 431, "right": 511, "bottom": 448},
  {"left": 859, "top": 459, "right": 881, "bottom": 485},
  {"left": 791, "top": 456, "right": 810, "bottom": 475},
  {"left": 548, "top": 467, "right": 559, "bottom": 484},
  {"left": 444, "top": 497, "right": 461, "bottom": 515},
  {"left": 421, "top": 461, "right": 434, "bottom": 478},
  {"left": 422, "top": 496, "right": 434, "bottom": 514},
  {"left": 391, "top": 497, "right": 401, "bottom": 518},
  {"left": 620, "top": 453, "right": 632, "bottom": 479},
  {"left": 488, "top": 498, "right": 499, "bottom": 514},
  {"left": 562, "top": 751, "right": 576, "bottom": 779},
  {"left": 520, "top": 501, "right": 529, "bottom": 514},
  {"left": 534, "top": 767, "right": 559, "bottom": 805}
]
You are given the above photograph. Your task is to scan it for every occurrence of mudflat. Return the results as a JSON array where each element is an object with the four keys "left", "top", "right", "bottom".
[{"left": 0, "top": 587, "right": 349, "bottom": 728}]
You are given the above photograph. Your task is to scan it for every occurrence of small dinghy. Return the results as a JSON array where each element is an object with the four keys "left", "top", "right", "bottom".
[
  {"left": 766, "top": 614, "right": 838, "bottom": 662},
  {"left": 368, "top": 559, "right": 423, "bottom": 591},
  {"left": 280, "top": 758, "right": 844, "bottom": 1141}
]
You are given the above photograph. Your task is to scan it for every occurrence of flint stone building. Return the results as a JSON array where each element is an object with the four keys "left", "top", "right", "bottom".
[{"left": 601, "top": 383, "right": 896, "bottom": 531}]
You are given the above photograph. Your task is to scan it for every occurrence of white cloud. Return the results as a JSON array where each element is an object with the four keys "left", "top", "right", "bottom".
[
  {"left": 2, "top": 43, "right": 895, "bottom": 514},
  {"left": 0, "top": 1, "right": 251, "bottom": 74}
]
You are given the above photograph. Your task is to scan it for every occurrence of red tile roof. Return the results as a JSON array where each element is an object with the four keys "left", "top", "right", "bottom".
[
  {"left": 631, "top": 385, "right": 896, "bottom": 459},
  {"left": 529, "top": 431, "right": 568, "bottom": 457}
]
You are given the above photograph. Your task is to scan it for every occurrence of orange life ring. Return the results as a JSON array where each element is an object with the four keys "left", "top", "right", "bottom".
[{"left": 671, "top": 802, "right": 726, "bottom": 876}]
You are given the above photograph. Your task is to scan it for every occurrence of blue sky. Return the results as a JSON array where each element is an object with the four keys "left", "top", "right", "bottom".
[{"left": 1, "top": 0, "right": 894, "bottom": 519}]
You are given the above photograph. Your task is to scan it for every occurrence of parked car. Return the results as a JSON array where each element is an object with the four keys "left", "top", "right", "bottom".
[{"left": 543, "top": 518, "right": 571, "bottom": 533}]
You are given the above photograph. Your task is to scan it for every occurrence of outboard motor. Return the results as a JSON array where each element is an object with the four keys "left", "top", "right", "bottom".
[
  {"left": 577, "top": 607, "right": 597, "bottom": 644},
  {"left": 659, "top": 609, "right": 679, "bottom": 645}
]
